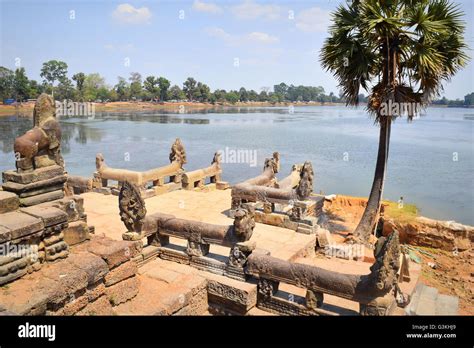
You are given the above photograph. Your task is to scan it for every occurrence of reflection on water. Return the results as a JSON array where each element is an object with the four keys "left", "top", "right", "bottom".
[{"left": 0, "top": 106, "right": 473, "bottom": 226}]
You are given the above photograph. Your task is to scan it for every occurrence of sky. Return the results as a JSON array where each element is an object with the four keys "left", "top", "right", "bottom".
[{"left": 1, "top": 0, "right": 473, "bottom": 99}]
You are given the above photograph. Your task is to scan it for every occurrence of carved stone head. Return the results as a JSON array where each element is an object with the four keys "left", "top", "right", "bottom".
[
  {"left": 263, "top": 152, "right": 280, "bottom": 174},
  {"left": 33, "top": 93, "right": 56, "bottom": 127},
  {"left": 369, "top": 231, "right": 400, "bottom": 292},
  {"left": 96, "top": 153, "right": 105, "bottom": 171},
  {"left": 296, "top": 161, "right": 314, "bottom": 200},
  {"left": 233, "top": 205, "right": 255, "bottom": 242},
  {"left": 212, "top": 151, "right": 222, "bottom": 167},
  {"left": 169, "top": 138, "right": 187, "bottom": 166}
]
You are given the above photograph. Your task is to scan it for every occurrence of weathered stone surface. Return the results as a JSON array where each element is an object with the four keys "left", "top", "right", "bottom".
[
  {"left": 0, "top": 226, "right": 12, "bottom": 244},
  {"left": 0, "top": 191, "right": 19, "bottom": 214},
  {"left": 174, "top": 288, "right": 208, "bottom": 315},
  {"left": 47, "top": 295, "right": 89, "bottom": 316},
  {"left": 84, "top": 238, "right": 141, "bottom": 269},
  {"left": 2, "top": 165, "right": 64, "bottom": 185},
  {"left": 45, "top": 195, "right": 86, "bottom": 222},
  {"left": 0, "top": 211, "right": 44, "bottom": 240},
  {"left": 383, "top": 216, "right": 473, "bottom": 252},
  {"left": 216, "top": 181, "right": 230, "bottom": 190},
  {"left": 19, "top": 189, "right": 64, "bottom": 207},
  {"left": 105, "top": 276, "right": 139, "bottom": 306},
  {"left": 63, "top": 221, "right": 90, "bottom": 246},
  {"left": 76, "top": 295, "right": 114, "bottom": 316},
  {"left": 104, "top": 261, "right": 137, "bottom": 286},
  {"left": 20, "top": 205, "right": 68, "bottom": 227},
  {"left": 85, "top": 281, "right": 106, "bottom": 302},
  {"left": 40, "top": 261, "right": 89, "bottom": 309},
  {"left": 2, "top": 175, "right": 67, "bottom": 195},
  {"left": 67, "top": 252, "right": 109, "bottom": 284},
  {"left": 207, "top": 275, "right": 257, "bottom": 314}
]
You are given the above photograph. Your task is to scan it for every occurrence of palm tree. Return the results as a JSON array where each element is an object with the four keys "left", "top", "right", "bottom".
[{"left": 320, "top": 0, "right": 468, "bottom": 244}]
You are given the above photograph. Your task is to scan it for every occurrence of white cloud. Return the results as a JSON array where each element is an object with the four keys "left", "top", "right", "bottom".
[
  {"left": 295, "top": 7, "right": 331, "bottom": 33},
  {"left": 231, "top": 0, "right": 282, "bottom": 21},
  {"left": 246, "top": 32, "right": 279, "bottom": 44},
  {"left": 205, "top": 27, "right": 279, "bottom": 45},
  {"left": 205, "top": 27, "right": 233, "bottom": 41},
  {"left": 192, "top": 0, "right": 223, "bottom": 14},
  {"left": 104, "top": 43, "right": 135, "bottom": 52},
  {"left": 112, "top": 3, "right": 152, "bottom": 24}
]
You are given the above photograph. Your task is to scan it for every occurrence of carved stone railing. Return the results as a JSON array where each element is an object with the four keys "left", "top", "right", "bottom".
[
  {"left": 231, "top": 161, "right": 323, "bottom": 234},
  {"left": 246, "top": 232, "right": 403, "bottom": 316},
  {"left": 229, "top": 152, "right": 280, "bottom": 216},
  {"left": 119, "top": 181, "right": 256, "bottom": 280},
  {"left": 182, "top": 152, "right": 224, "bottom": 190},
  {"left": 93, "top": 138, "right": 186, "bottom": 197}
]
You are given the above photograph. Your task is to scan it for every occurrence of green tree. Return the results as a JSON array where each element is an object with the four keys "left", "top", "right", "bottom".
[
  {"left": 14, "top": 68, "right": 29, "bottom": 102},
  {"left": 83, "top": 73, "right": 106, "bottom": 101},
  {"left": 144, "top": 76, "right": 159, "bottom": 101},
  {"left": 129, "top": 72, "right": 142, "bottom": 100},
  {"left": 56, "top": 78, "right": 76, "bottom": 101},
  {"left": 239, "top": 87, "right": 249, "bottom": 102},
  {"left": 321, "top": 0, "right": 468, "bottom": 243},
  {"left": 27, "top": 80, "right": 41, "bottom": 99},
  {"left": 158, "top": 77, "right": 171, "bottom": 101},
  {"left": 0, "top": 67, "right": 14, "bottom": 101},
  {"left": 464, "top": 92, "right": 474, "bottom": 105},
  {"left": 197, "top": 82, "right": 210, "bottom": 102},
  {"left": 72, "top": 73, "right": 86, "bottom": 101},
  {"left": 168, "top": 85, "right": 185, "bottom": 100},
  {"left": 115, "top": 77, "right": 130, "bottom": 101},
  {"left": 225, "top": 91, "right": 239, "bottom": 104},
  {"left": 183, "top": 77, "right": 198, "bottom": 101},
  {"left": 40, "top": 60, "right": 68, "bottom": 98}
]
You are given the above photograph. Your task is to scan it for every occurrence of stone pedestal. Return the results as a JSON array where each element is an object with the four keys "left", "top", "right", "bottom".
[{"left": 2, "top": 165, "right": 66, "bottom": 206}]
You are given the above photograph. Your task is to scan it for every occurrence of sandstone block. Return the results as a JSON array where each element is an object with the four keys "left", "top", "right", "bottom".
[
  {"left": 63, "top": 221, "right": 90, "bottom": 246},
  {"left": 104, "top": 261, "right": 137, "bottom": 286},
  {"left": 19, "top": 189, "right": 64, "bottom": 207},
  {"left": 105, "top": 276, "right": 140, "bottom": 306},
  {"left": 20, "top": 205, "right": 68, "bottom": 227},
  {"left": 67, "top": 252, "right": 109, "bottom": 284},
  {"left": 0, "top": 191, "right": 19, "bottom": 214},
  {"left": 2, "top": 165, "right": 64, "bottom": 185},
  {"left": 76, "top": 295, "right": 114, "bottom": 316},
  {"left": 0, "top": 211, "right": 44, "bottom": 240}
]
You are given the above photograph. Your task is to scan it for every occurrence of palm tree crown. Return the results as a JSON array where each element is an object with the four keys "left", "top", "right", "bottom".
[{"left": 321, "top": 0, "right": 469, "bottom": 121}]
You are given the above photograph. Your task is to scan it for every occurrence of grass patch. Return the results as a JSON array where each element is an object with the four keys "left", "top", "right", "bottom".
[{"left": 383, "top": 200, "right": 419, "bottom": 223}]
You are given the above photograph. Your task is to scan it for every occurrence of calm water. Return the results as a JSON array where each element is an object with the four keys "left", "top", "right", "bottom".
[{"left": 1, "top": 106, "right": 473, "bottom": 225}]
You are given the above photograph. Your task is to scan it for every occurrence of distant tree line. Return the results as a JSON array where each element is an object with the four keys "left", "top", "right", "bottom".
[
  {"left": 432, "top": 93, "right": 474, "bottom": 107},
  {"left": 0, "top": 60, "right": 472, "bottom": 106},
  {"left": 0, "top": 60, "right": 344, "bottom": 105}
]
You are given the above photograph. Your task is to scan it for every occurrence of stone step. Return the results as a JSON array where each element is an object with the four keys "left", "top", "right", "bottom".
[
  {"left": 405, "top": 283, "right": 458, "bottom": 315},
  {"left": 0, "top": 191, "right": 19, "bottom": 214}
]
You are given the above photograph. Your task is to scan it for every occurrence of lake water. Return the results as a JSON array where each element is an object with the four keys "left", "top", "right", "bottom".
[{"left": 1, "top": 105, "right": 473, "bottom": 225}]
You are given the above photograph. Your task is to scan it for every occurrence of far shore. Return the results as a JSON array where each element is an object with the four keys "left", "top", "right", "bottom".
[
  {"left": 1, "top": 99, "right": 471, "bottom": 117},
  {"left": 0, "top": 100, "right": 342, "bottom": 117}
]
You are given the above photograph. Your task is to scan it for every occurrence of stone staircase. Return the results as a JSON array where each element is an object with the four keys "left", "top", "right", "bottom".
[{"left": 405, "top": 283, "right": 458, "bottom": 315}]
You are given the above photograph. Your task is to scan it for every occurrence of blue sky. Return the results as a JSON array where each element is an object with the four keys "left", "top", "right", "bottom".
[{"left": 1, "top": 0, "right": 473, "bottom": 99}]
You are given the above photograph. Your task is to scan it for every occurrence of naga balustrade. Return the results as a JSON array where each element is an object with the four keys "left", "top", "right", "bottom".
[
  {"left": 119, "top": 181, "right": 256, "bottom": 280},
  {"left": 93, "top": 138, "right": 186, "bottom": 197},
  {"left": 182, "top": 152, "right": 223, "bottom": 190},
  {"left": 231, "top": 159, "right": 323, "bottom": 234},
  {"left": 245, "top": 231, "right": 405, "bottom": 316}
]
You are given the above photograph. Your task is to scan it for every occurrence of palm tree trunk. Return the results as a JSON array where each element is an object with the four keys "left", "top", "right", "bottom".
[{"left": 352, "top": 114, "right": 392, "bottom": 243}]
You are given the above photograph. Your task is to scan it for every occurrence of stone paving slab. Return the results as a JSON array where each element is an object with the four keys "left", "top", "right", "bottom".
[{"left": 81, "top": 190, "right": 316, "bottom": 260}]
